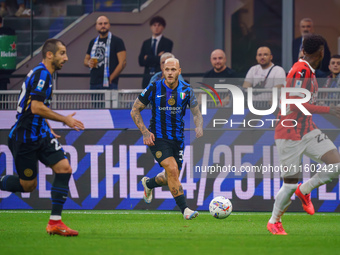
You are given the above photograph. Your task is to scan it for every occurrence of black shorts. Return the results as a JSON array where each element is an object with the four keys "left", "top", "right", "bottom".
[
  {"left": 149, "top": 138, "right": 184, "bottom": 170},
  {"left": 8, "top": 135, "right": 66, "bottom": 180}
]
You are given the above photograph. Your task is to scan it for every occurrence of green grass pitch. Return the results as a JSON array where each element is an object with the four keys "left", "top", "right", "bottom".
[{"left": 0, "top": 210, "right": 340, "bottom": 255}]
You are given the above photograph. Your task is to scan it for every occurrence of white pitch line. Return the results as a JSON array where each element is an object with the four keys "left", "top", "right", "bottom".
[{"left": 0, "top": 210, "right": 339, "bottom": 216}]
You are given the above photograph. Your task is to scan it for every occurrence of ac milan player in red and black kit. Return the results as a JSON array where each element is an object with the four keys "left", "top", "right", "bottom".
[{"left": 267, "top": 34, "right": 340, "bottom": 235}]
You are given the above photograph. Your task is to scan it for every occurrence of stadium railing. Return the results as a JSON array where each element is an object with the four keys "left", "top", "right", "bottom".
[{"left": 1, "top": 88, "right": 339, "bottom": 110}]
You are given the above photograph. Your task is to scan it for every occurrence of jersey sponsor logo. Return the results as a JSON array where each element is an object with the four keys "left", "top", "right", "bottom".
[
  {"left": 158, "top": 106, "right": 181, "bottom": 111},
  {"left": 37, "top": 79, "right": 45, "bottom": 91},
  {"left": 295, "top": 80, "right": 302, "bottom": 88}
]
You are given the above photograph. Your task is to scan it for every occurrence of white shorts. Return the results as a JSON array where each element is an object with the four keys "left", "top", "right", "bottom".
[{"left": 275, "top": 129, "right": 337, "bottom": 178}]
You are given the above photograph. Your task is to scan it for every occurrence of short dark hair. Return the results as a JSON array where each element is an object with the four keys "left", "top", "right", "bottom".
[
  {"left": 331, "top": 54, "right": 340, "bottom": 59},
  {"left": 303, "top": 34, "right": 325, "bottom": 55},
  {"left": 150, "top": 16, "right": 166, "bottom": 27},
  {"left": 42, "top": 39, "right": 65, "bottom": 59}
]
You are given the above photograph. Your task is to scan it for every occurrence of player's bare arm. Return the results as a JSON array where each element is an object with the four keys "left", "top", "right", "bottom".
[
  {"left": 31, "top": 100, "right": 84, "bottom": 131},
  {"left": 130, "top": 98, "right": 155, "bottom": 146},
  {"left": 190, "top": 104, "right": 203, "bottom": 138}
]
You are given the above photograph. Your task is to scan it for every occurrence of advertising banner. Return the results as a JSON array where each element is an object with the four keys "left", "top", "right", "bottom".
[
  {"left": 0, "top": 35, "right": 17, "bottom": 70},
  {"left": 0, "top": 109, "right": 340, "bottom": 212}
]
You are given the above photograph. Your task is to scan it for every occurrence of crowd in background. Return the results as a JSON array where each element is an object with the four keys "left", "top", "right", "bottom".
[{"left": 1, "top": 10, "right": 340, "bottom": 107}]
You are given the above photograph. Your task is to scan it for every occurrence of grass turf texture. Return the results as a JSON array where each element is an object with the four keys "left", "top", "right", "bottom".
[{"left": 0, "top": 211, "right": 340, "bottom": 255}]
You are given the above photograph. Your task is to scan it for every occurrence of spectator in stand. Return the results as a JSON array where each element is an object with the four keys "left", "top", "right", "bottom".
[
  {"left": 242, "top": 46, "right": 286, "bottom": 108},
  {"left": 320, "top": 55, "right": 340, "bottom": 106},
  {"left": 0, "top": 0, "right": 6, "bottom": 17},
  {"left": 0, "top": 0, "right": 31, "bottom": 17},
  {"left": 149, "top": 52, "right": 184, "bottom": 84},
  {"left": 84, "top": 15, "right": 126, "bottom": 90},
  {"left": 204, "top": 49, "right": 236, "bottom": 79},
  {"left": 292, "top": 18, "right": 331, "bottom": 77},
  {"left": 203, "top": 49, "right": 236, "bottom": 107},
  {"left": 139, "top": 16, "right": 173, "bottom": 89}
]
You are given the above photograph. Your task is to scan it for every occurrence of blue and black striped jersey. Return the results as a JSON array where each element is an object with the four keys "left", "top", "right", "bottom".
[
  {"left": 9, "top": 63, "right": 53, "bottom": 142},
  {"left": 138, "top": 79, "right": 198, "bottom": 142}
]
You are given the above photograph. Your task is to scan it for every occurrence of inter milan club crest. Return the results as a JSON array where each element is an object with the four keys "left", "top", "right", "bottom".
[
  {"left": 24, "top": 168, "right": 33, "bottom": 177},
  {"left": 168, "top": 96, "right": 175, "bottom": 106},
  {"left": 155, "top": 151, "right": 162, "bottom": 158}
]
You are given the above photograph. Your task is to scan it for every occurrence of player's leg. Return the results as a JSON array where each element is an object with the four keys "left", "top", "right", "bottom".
[
  {"left": 160, "top": 157, "right": 182, "bottom": 197},
  {"left": 141, "top": 139, "right": 171, "bottom": 203},
  {"left": 267, "top": 139, "right": 302, "bottom": 235},
  {"left": 143, "top": 171, "right": 165, "bottom": 191},
  {"left": 160, "top": 157, "right": 198, "bottom": 219},
  {"left": 267, "top": 176, "right": 298, "bottom": 235},
  {"left": 141, "top": 171, "right": 168, "bottom": 203},
  {"left": 50, "top": 158, "right": 72, "bottom": 221},
  {"left": 0, "top": 138, "right": 38, "bottom": 193},
  {"left": 39, "top": 137, "right": 78, "bottom": 236},
  {"left": 45, "top": 158, "right": 78, "bottom": 236},
  {"left": 155, "top": 171, "right": 168, "bottom": 185},
  {"left": 294, "top": 130, "right": 339, "bottom": 214},
  {"left": 298, "top": 131, "right": 340, "bottom": 198}
]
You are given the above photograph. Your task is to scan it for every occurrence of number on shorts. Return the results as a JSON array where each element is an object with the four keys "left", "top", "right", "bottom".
[
  {"left": 51, "top": 138, "right": 62, "bottom": 151},
  {"left": 179, "top": 150, "right": 184, "bottom": 162},
  {"left": 315, "top": 133, "right": 329, "bottom": 143}
]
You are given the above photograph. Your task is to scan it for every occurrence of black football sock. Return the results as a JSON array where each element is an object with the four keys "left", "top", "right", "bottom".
[
  {"left": 0, "top": 175, "right": 25, "bottom": 192},
  {"left": 146, "top": 177, "right": 162, "bottom": 189},
  {"left": 174, "top": 194, "right": 187, "bottom": 214},
  {"left": 51, "top": 173, "right": 71, "bottom": 216}
]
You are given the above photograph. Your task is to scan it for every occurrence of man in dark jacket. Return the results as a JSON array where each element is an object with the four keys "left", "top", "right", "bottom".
[
  {"left": 292, "top": 18, "right": 331, "bottom": 77},
  {"left": 138, "top": 16, "right": 173, "bottom": 89}
]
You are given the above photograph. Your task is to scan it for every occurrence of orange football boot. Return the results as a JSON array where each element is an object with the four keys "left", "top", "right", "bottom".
[
  {"left": 295, "top": 183, "right": 315, "bottom": 215},
  {"left": 46, "top": 220, "right": 78, "bottom": 236},
  {"left": 267, "top": 221, "right": 287, "bottom": 235}
]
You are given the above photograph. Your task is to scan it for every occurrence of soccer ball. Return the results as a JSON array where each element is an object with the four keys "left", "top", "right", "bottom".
[{"left": 209, "top": 196, "right": 232, "bottom": 219}]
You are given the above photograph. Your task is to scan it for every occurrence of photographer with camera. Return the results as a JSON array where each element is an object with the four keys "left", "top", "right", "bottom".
[{"left": 242, "top": 46, "right": 286, "bottom": 108}]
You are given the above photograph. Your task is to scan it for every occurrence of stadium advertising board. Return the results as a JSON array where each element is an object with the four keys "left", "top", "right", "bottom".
[{"left": 1, "top": 109, "right": 340, "bottom": 212}]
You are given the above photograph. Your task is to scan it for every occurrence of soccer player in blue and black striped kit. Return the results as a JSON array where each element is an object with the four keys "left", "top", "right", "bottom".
[
  {"left": 0, "top": 39, "right": 84, "bottom": 236},
  {"left": 131, "top": 58, "right": 203, "bottom": 219}
]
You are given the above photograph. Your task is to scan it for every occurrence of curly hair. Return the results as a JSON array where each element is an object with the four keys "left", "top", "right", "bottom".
[{"left": 303, "top": 34, "right": 325, "bottom": 55}]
